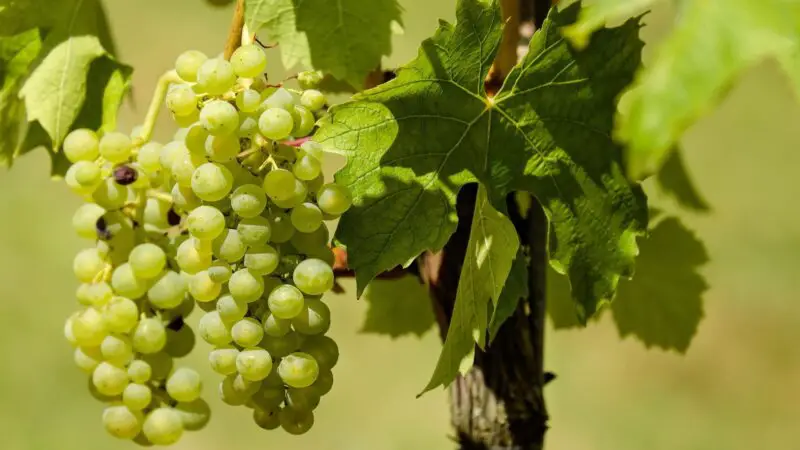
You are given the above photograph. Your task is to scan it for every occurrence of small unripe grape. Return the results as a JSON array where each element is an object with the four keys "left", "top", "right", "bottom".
[
  {"left": 231, "top": 44, "right": 267, "bottom": 78},
  {"left": 63, "top": 128, "right": 100, "bottom": 162},
  {"left": 175, "top": 50, "right": 208, "bottom": 82}
]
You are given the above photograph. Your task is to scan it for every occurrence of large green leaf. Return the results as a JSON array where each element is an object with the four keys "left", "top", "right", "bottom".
[
  {"left": 561, "top": 0, "right": 655, "bottom": 49},
  {"left": 361, "top": 275, "right": 436, "bottom": 338},
  {"left": 0, "top": 29, "right": 42, "bottom": 166},
  {"left": 317, "top": 0, "right": 647, "bottom": 319},
  {"left": 613, "top": 0, "right": 800, "bottom": 178},
  {"left": 422, "top": 185, "right": 520, "bottom": 393},
  {"left": 245, "top": 0, "right": 402, "bottom": 88},
  {"left": 612, "top": 216, "right": 708, "bottom": 352}
]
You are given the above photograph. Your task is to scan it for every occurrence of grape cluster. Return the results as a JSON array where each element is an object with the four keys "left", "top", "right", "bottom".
[{"left": 63, "top": 43, "right": 350, "bottom": 444}]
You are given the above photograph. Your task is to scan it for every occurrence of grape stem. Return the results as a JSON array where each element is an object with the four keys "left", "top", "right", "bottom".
[
  {"left": 147, "top": 189, "right": 174, "bottom": 203},
  {"left": 135, "top": 70, "right": 182, "bottom": 145},
  {"left": 224, "top": 0, "right": 246, "bottom": 60}
]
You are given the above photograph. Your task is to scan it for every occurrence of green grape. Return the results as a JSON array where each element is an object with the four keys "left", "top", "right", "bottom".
[
  {"left": 103, "top": 296, "right": 139, "bottom": 333},
  {"left": 129, "top": 243, "right": 167, "bottom": 280},
  {"left": 72, "top": 203, "right": 106, "bottom": 239},
  {"left": 148, "top": 270, "right": 188, "bottom": 309},
  {"left": 76, "top": 283, "right": 93, "bottom": 306},
  {"left": 293, "top": 258, "right": 334, "bottom": 295},
  {"left": 64, "top": 164, "right": 95, "bottom": 195},
  {"left": 191, "top": 162, "right": 233, "bottom": 201},
  {"left": 209, "top": 345, "right": 239, "bottom": 375},
  {"left": 112, "top": 263, "right": 149, "bottom": 299},
  {"left": 142, "top": 408, "right": 184, "bottom": 446},
  {"left": 292, "top": 152, "right": 322, "bottom": 181},
  {"left": 232, "top": 317, "right": 265, "bottom": 348},
  {"left": 262, "top": 169, "right": 296, "bottom": 201},
  {"left": 164, "top": 325, "right": 196, "bottom": 358},
  {"left": 267, "top": 284, "right": 305, "bottom": 319},
  {"left": 100, "top": 334, "right": 135, "bottom": 365},
  {"left": 308, "top": 369, "right": 333, "bottom": 396},
  {"left": 306, "top": 174, "right": 325, "bottom": 198},
  {"left": 173, "top": 109, "right": 200, "bottom": 127},
  {"left": 300, "top": 140, "right": 324, "bottom": 160},
  {"left": 316, "top": 183, "right": 353, "bottom": 216},
  {"left": 99, "top": 132, "right": 133, "bottom": 163},
  {"left": 93, "top": 361, "right": 129, "bottom": 396},
  {"left": 184, "top": 123, "right": 208, "bottom": 155},
  {"left": 290, "top": 226, "right": 329, "bottom": 255},
  {"left": 291, "top": 298, "right": 331, "bottom": 335},
  {"left": 123, "top": 383, "right": 153, "bottom": 410},
  {"left": 187, "top": 205, "right": 226, "bottom": 240},
  {"left": 212, "top": 228, "right": 247, "bottom": 263},
  {"left": 143, "top": 197, "right": 172, "bottom": 230},
  {"left": 166, "top": 84, "right": 198, "bottom": 117},
  {"left": 175, "top": 50, "right": 208, "bottom": 82},
  {"left": 196, "top": 58, "right": 236, "bottom": 95},
  {"left": 132, "top": 317, "right": 167, "bottom": 354},
  {"left": 192, "top": 236, "right": 213, "bottom": 255},
  {"left": 172, "top": 147, "right": 205, "bottom": 187},
  {"left": 290, "top": 203, "right": 323, "bottom": 233},
  {"left": 72, "top": 160, "right": 102, "bottom": 188},
  {"left": 102, "top": 405, "right": 142, "bottom": 440},
  {"left": 127, "top": 359, "right": 152, "bottom": 384},
  {"left": 252, "top": 385, "right": 285, "bottom": 409},
  {"left": 229, "top": 268, "right": 265, "bottom": 303},
  {"left": 141, "top": 352, "right": 174, "bottom": 380},
  {"left": 237, "top": 216, "right": 271, "bottom": 246},
  {"left": 236, "top": 89, "right": 262, "bottom": 112},
  {"left": 262, "top": 310, "right": 292, "bottom": 337},
  {"left": 159, "top": 141, "right": 184, "bottom": 175},
  {"left": 244, "top": 244, "right": 280, "bottom": 275},
  {"left": 72, "top": 307, "right": 108, "bottom": 347},
  {"left": 259, "top": 108, "right": 294, "bottom": 140},
  {"left": 174, "top": 127, "right": 190, "bottom": 142},
  {"left": 253, "top": 407, "right": 281, "bottom": 430},
  {"left": 83, "top": 282, "right": 113, "bottom": 307},
  {"left": 63, "top": 128, "right": 100, "bottom": 163},
  {"left": 91, "top": 178, "right": 129, "bottom": 210},
  {"left": 297, "top": 70, "right": 324, "bottom": 89},
  {"left": 285, "top": 387, "right": 320, "bottom": 411},
  {"left": 73, "top": 248, "right": 106, "bottom": 283},
  {"left": 231, "top": 184, "right": 267, "bottom": 218},
  {"left": 262, "top": 87, "right": 294, "bottom": 110},
  {"left": 268, "top": 211, "right": 295, "bottom": 243},
  {"left": 174, "top": 399, "right": 211, "bottom": 431},
  {"left": 300, "top": 89, "right": 326, "bottom": 111},
  {"left": 198, "top": 311, "right": 232, "bottom": 346},
  {"left": 64, "top": 313, "right": 80, "bottom": 346},
  {"left": 261, "top": 366, "right": 285, "bottom": 388},
  {"left": 74, "top": 346, "right": 102, "bottom": 373},
  {"left": 291, "top": 105, "right": 315, "bottom": 137},
  {"left": 204, "top": 133, "right": 239, "bottom": 162},
  {"left": 279, "top": 407, "right": 314, "bottom": 435},
  {"left": 188, "top": 270, "right": 222, "bottom": 302},
  {"left": 200, "top": 99, "right": 239, "bottom": 135},
  {"left": 239, "top": 114, "right": 260, "bottom": 138},
  {"left": 166, "top": 367, "right": 203, "bottom": 402},
  {"left": 128, "top": 164, "right": 151, "bottom": 189},
  {"left": 231, "top": 44, "right": 267, "bottom": 78},
  {"left": 236, "top": 348, "right": 273, "bottom": 381},
  {"left": 217, "top": 294, "right": 247, "bottom": 323},
  {"left": 278, "top": 352, "right": 319, "bottom": 388},
  {"left": 272, "top": 179, "right": 307, "bottom": 209},
  {"left": 176, "top": 238, "right": 212, "bottom": 274},
  {"left": 301, "top": 335, "right": 339, "bottom": 370},
  {"left": 260, "top": 332, "right": 301, "bottom": 358},
  {"left": 171, "top": 183, "right": 202, "bottom": 211},
  {"left": 136, "top": 142, "right": 163, "bottom": 174},
  {"left": 219, "top": 374, "right": 255, "bottom": 405},
  {"left": 208, "top": 260, "right": 232, "bottom": 283}
]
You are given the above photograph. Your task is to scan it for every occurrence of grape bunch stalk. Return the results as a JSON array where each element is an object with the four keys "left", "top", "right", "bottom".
[{"left": 62, "top": 39, "right": 351, "bottom": 445}]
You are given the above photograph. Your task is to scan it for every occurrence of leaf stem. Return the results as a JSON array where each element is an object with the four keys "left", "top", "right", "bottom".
[
  {"left": 224, "top": 0, "right": 246, "bottom": 60},
  {"left": 135, "top": 70, "right": 182, "bottom": 145}
]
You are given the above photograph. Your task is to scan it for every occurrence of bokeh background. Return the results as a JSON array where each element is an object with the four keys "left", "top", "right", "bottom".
[{"left": 1, "top": 1, "right": 799, "bottom": 449}]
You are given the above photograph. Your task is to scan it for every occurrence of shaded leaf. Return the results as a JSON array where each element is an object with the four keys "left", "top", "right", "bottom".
[
  {"left": 615, "top": 0, "right": 800, "bottom": 178},
  {"left": 0, "top": 28, "right": 42, "bottom": 166},
  {"left": 361, "top": 275, "right": 435, "bottom": 338},
  {"left": 655, "top": 148, "right": 710, "bottom": 212},
  {"left": 245, "top": 0, "right": 402, "bottom": 87},
  {"left": 562, "top": 0, "right": 656, "bottom": 49},
  {"left": 488, "top": 250, "right": 529, "bottom": 340},
  {"left": 422, "top": 185, "right": 520, "bottom": 394},
  {"left": 612, "top": 216, "right": 708, "bottom": 352},
  {"left": 317, "top": 0, "right": 647, "bottom": 321}
]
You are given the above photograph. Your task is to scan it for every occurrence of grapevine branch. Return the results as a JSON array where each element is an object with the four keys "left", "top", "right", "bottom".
[{"left": 224, "top": 0, "right": 246, "bottom": 59}]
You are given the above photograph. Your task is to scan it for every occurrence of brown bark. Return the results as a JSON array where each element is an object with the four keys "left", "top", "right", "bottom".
[{"left": 223, "top": 0, "right": 245, "bottom": 60}]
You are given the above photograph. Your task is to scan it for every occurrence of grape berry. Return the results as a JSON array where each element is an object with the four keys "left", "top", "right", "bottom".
[{"left": 63, "top": 43, "right": 349, "bottom": 444}]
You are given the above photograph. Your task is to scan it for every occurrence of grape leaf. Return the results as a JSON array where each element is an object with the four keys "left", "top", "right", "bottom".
[
  {"left": 0, "top": 28, "right": 42, "bottom": 166},
  {"left": 613, "top": 0, "right": 800, "bottom": 178},
  {"left": 244, "top": 0, "right": 402, "bottom": 88},
  {"left": 561, "top": 0, "right": 656, "bottom": 49},
  {"left": 612, "top": 216, "right": 708, "bottom": 352},
  {"left": 655, "top": 149, "right": 710, "bottom": 212},
  {"left": 422, "top": 185, "right": 520, "bottom": 394},
  {"left": 488, "top": 251, "right": 529, "bottom": 340},
  {"left": 317, "top": 0, "right": 648, "bottom": 320},
  {"left": 361, "top": 275, "right": 435, "bottom": 338}
]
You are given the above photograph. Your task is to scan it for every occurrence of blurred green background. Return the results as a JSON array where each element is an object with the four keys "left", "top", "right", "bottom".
[{"left": 1, "top": 0, "right": 800, "bottom": 449}]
